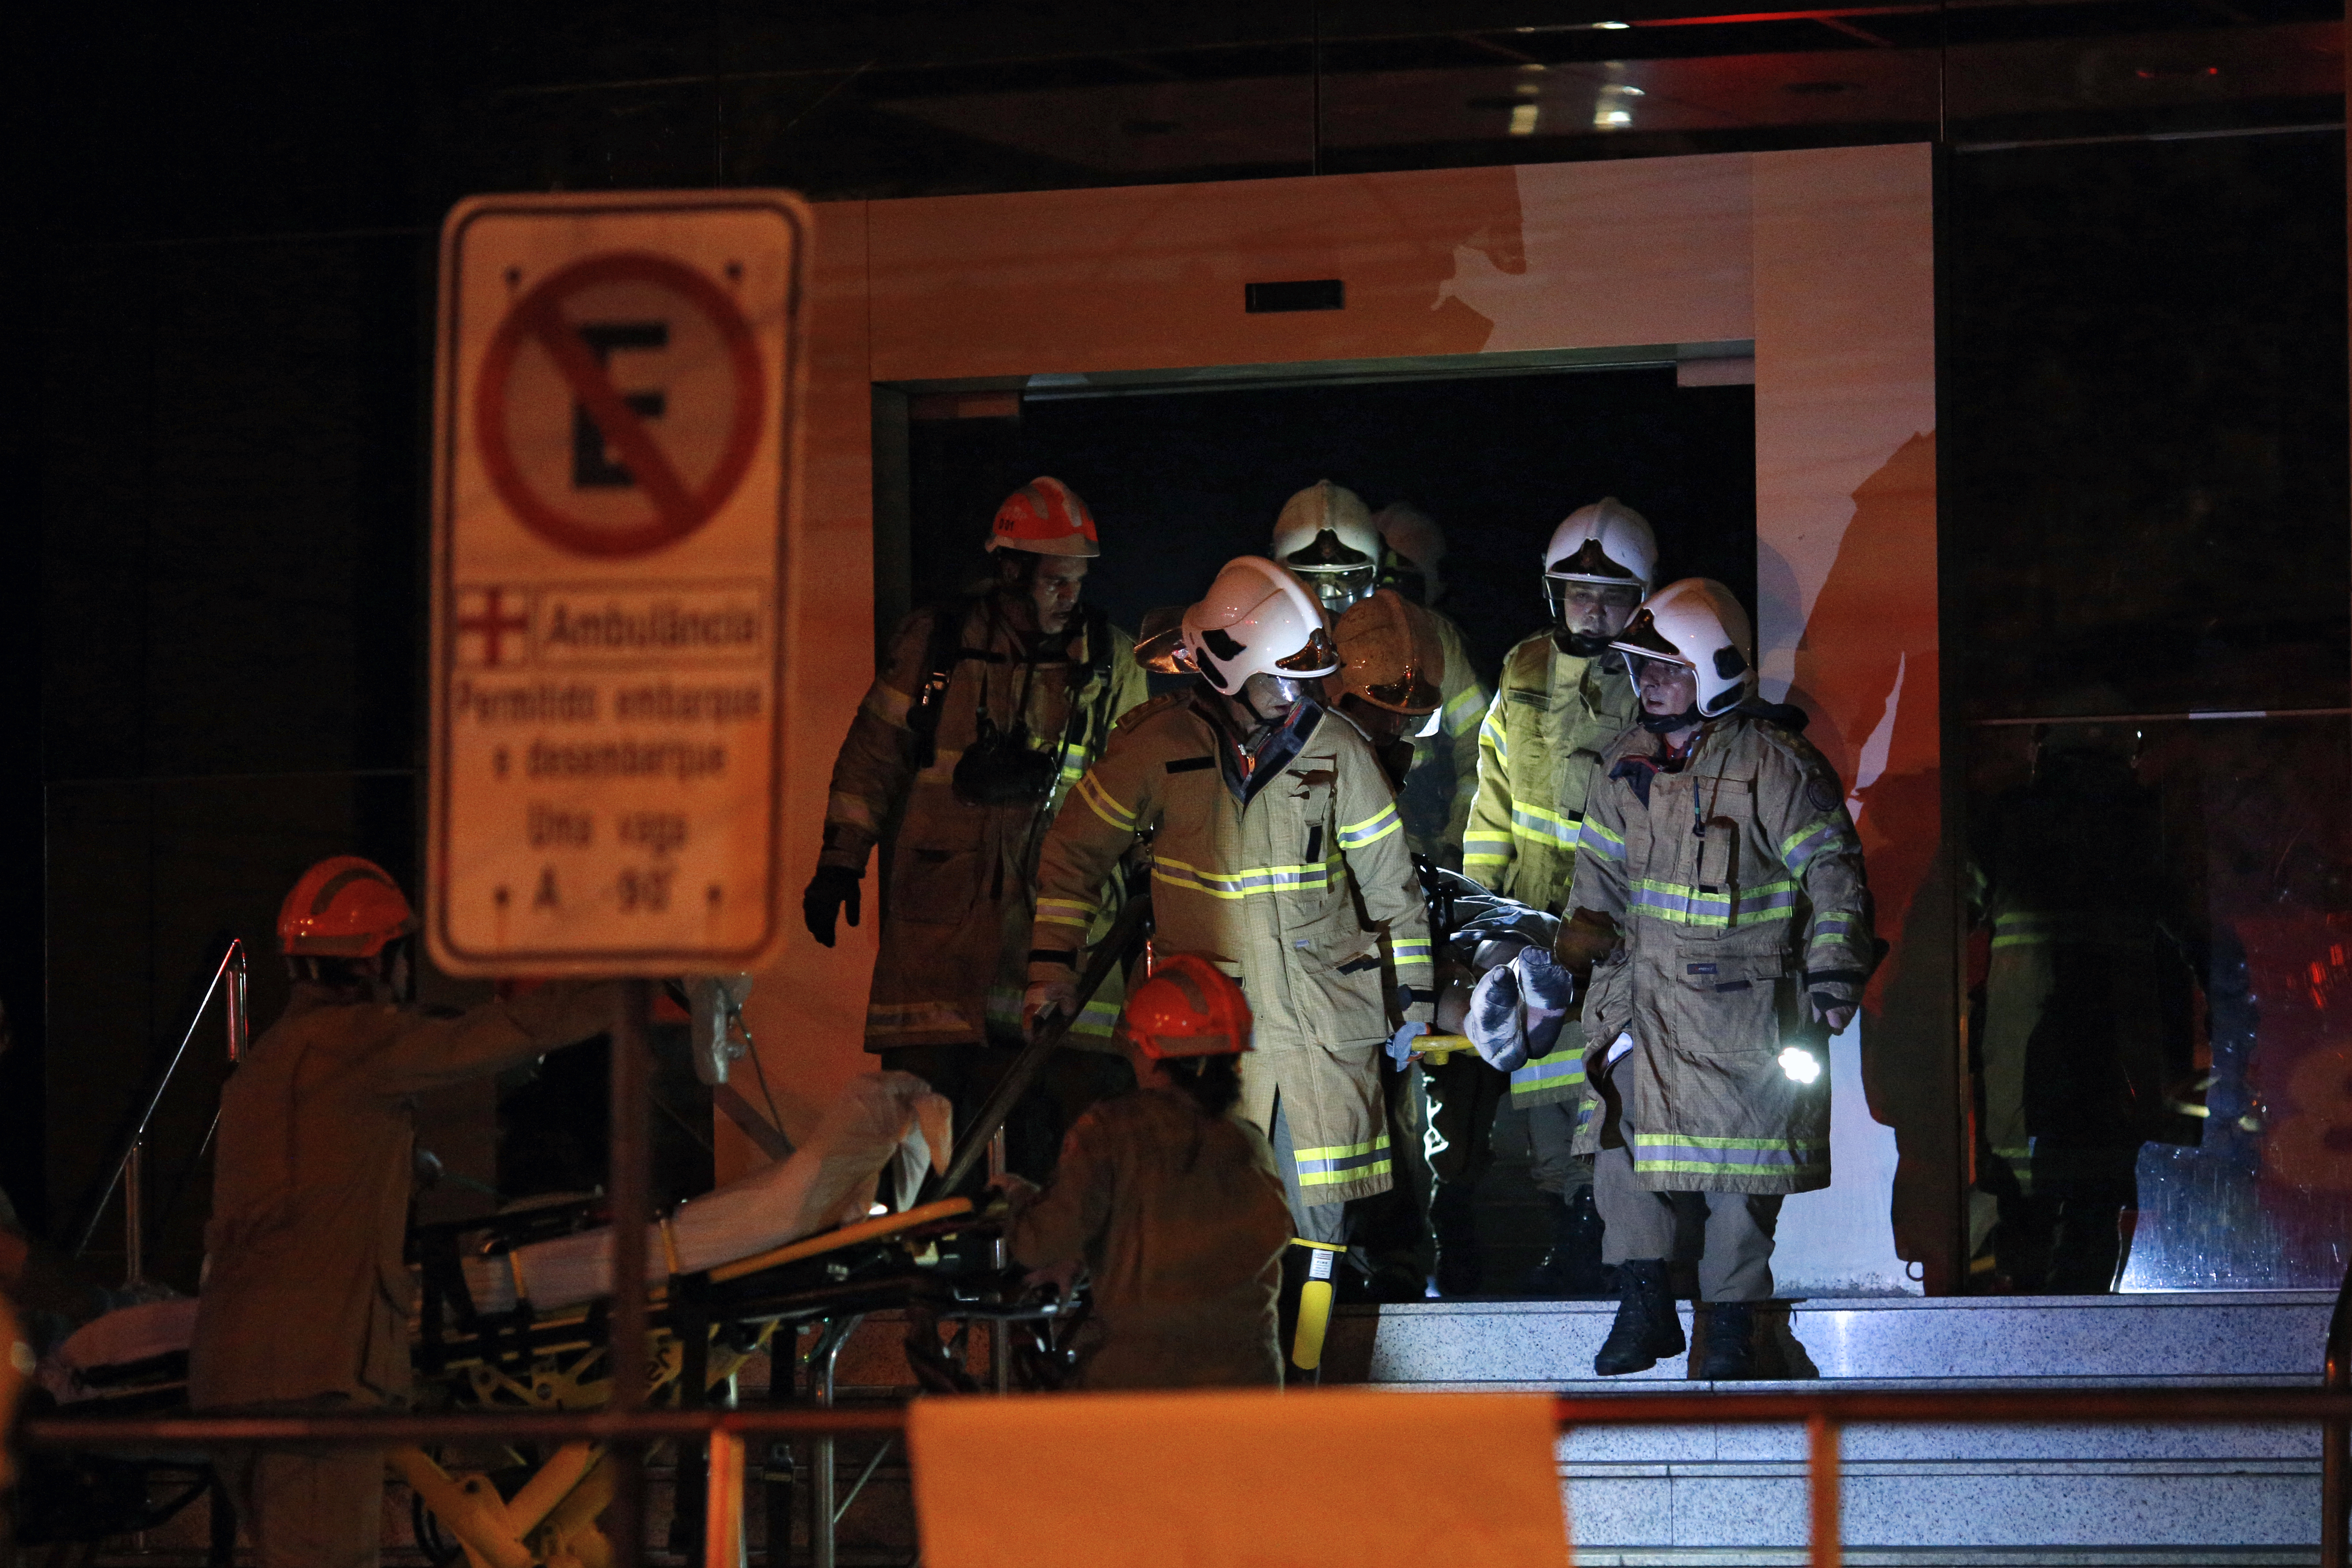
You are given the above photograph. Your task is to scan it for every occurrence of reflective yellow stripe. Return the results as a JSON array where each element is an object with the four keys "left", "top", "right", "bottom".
[
  {"left": 1293, "top": 1130, "right": 1393, "bottom": 1187},
  {"left": 1441, "top": 684, "right": 1488, "bottom": 729},
  {"left": 1479, "top": 704, "right": 1509, "bottom": 766},
  {"left": 858, "top": 681, "right": 914, "bottom": 728},
  {"left": 1577, "top": 819, "right": 1625, "bottom": 859},
  {"left": 1296, "top": 1134, "right": 1387, "bottom": 1160},
  {"left": 826, "top": 791, "right": 882, "bottom": 835},
  {"left": 1036, "top": 897, "right": 1095, "bottom": 929},
  {"left": 1153, "top": 856, "right": 1337, "bottom": 900},
  {"left": 1077, "top": 771, "right": 1137, "bottom": 832},
  {"left": 1337, "top": 803, "right": 1402, "bottom": 849},
  {"left": 1510, "top": 803, "right": 1580, "bottom": 849},
  {"left": 1299, "top": 1159, "right": 1391, "bottom": 1187}
]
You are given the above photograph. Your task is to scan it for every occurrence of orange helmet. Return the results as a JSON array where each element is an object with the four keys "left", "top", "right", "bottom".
[
  {"left": 987, "top": 477, "right": 1100, "bottom": 558},
  {"left": 1120, "top": 954, "right": 1253, "bottom": 1059},
  {"left": 277, "top": 856, "right": 418, "bottom": 957},
  {"left": 1330, "top": 589, "right": 1445, "bottom": 717}
]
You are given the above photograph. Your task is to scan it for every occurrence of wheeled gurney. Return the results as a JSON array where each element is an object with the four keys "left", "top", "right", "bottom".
[{"left": 31, "top": 1072, "right": 1083, "bottom": 1566}]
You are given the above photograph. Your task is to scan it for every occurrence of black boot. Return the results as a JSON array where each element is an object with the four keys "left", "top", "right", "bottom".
[
  {"left": 1695, "top": 1302, "right": 1759, "bottom": 1380},
  {"left": 1592, "top": 1259, "right": 1684, "bottom": 1375},
  {"left": 1431, "top": 1183, "right": 1483, "bottom": 1298},
  {"left": 1520, "top": 1187, "right": 1613, "bottom": 1299}
]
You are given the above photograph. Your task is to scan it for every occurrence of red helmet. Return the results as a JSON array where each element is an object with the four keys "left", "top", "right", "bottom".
[
  {"left": 987, "top": 477, "right": 1100, "bottom": 558},
  {"left": 1121, "top": 954, "right": 1253, "bottom": 1059},
  {"left": 277, "top": 856, "right": 418, "bottom": 957}
]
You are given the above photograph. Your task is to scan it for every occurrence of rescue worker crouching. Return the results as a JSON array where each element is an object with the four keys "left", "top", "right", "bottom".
[
  {"left": 1023, "top": 557, "right": 1435, "bottom": 1310},
  {"left": 805, "top": 478, "right": 1150, "bottom": 1183},
  {"left": 1567, "top": 581, "right": 1880, "bottom": 1380},
  {"left": 1457, "top": 499, "right": 1655, "bottom": 1297},
  {"left": 994, "top": 955, "right": 1293, "bottom": 1388},
  {"left": 1275, "top": 483, "right": 1489, "bottom": 870},
  {"left": 190, "top": 858, "right": 625, "bottom": 1568}
]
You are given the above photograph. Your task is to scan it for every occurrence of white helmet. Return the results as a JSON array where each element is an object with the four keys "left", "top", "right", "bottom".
[
  {"left": 1544, "top": 497, "right": 1657, "bottom": 589},
  {"left": 1611, "top": 578, "right": 1756, "bottom": 719},
  {"left": 1272, "top": 481, "right": 1381, "bottom": 615},
  {"left": 1372, "top": 501, "right": 1446, "bottom": 604},
  {"left": 1176, "top": 556, "right": 1338, "bottom": 695}
]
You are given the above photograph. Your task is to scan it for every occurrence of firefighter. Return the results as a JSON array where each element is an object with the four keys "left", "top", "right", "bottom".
[
  {"left": 1568, "top": 580, "right": 1878, "bottom": 1379},
  {"left": 805, "top": 478, "right": 1150, "bottom": 1180},
  {"left": 1459, "top": 498, "right": 1655, "bottom": 1295},
  {"left": 1326, "top": 589, "right": 1451, "bottom": 1298},
  {"left": 189, "top": 858, "right": 622, "bottom": 1568},
  {"left": 996, "top": 954, "right": 1292, "bottom": 1388},
  {"left": 1022, "top": 556, "right": 1434, "bottom": 1276},
  {"left": 1273, "top": 483, "right": 1487, "bottom": 868},
  {"left": 1971, "top": 724, "right": 2199, "bottom": 1292}
]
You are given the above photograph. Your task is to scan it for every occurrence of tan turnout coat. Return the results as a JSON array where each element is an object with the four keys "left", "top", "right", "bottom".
[
  {"left": 1027, "top": 691, "right": 1434, "bottom": 1205},
  {"left": 1463, "top": 631, "right": 1640, "bottom": 1110},
  {"left": 1568, "top": 710, "right": 1876, "bottom": 1195},
  {"left": 1007, "top": 1087, "right": 1292, "bottom": 1388},
  {"left": 191, "top": 983, "right": 617, "bottom": 1408},
  {"left": 821, "top": 597, "right": 1149, "bottom": 1050}
]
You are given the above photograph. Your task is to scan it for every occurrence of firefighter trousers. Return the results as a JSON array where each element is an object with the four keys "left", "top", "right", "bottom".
[
  {"left": 214, "top": 1400, "right": 381, "bottom": 1568},
  {"left": 1592, "top": 1144, "right": 1782, "bottom": 1302},
  {"left": 1523, "top": 1099, "right": 1595, "bottom": 1198},
  {"left": 1270, "top": 1092, "right": 1348, "bottom": 1246}
]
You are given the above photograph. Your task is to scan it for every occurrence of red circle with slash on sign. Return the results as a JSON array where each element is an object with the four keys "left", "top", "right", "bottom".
[{"left": 475, "top": 250, "right": 765, "bottom": 559}]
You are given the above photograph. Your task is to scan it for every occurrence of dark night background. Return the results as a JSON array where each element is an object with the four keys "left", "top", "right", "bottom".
[{"left": 0, "top": 1, "right": 2342, "bottom": 1290}]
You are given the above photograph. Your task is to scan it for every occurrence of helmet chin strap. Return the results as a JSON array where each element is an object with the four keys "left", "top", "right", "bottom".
[
  {"left": 1554, "top": 628, "right": 1614, "bottom": 657},
  {"left": 1640, "top": 704, "right": 1702, "bottom": 734}
]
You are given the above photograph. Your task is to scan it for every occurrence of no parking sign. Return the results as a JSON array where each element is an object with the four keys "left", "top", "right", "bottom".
[{"left": 428, "top": 191, "right": 810, "bottom": 977}]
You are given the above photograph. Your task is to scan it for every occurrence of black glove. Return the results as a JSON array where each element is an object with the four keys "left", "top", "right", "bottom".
[
  {"left": 1805, "top": 969, "right": 1867, "bottom": 1032},
  {"left": 802, "top": 865, "right": 863, "bottom": 947}
]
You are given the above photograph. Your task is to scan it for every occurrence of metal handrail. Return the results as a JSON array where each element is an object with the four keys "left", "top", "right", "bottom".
[
  {"left": 2325, "top": 1254, "right": 2352, "bottom": 1568},
  {"left": 37, "top": 1382, "right": 2352, "bottom": 1457},
  {"left": 66, "top": 937, "right": 249, "bottom": 1265},
  {"left": 34, "top": 1384, "right": 2352, "bottom": 1449},
  {"left": 35, "top": 1384, "right": 2352, "bottom": 1568}
]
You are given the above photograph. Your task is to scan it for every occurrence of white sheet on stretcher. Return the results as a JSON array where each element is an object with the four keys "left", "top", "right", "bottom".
[
  {"left": 45, "top": 1072, "right": 952, "bottom": 1401},
  {"left": 458, "top": 1070, "right": 951, "bottom": 1314}
]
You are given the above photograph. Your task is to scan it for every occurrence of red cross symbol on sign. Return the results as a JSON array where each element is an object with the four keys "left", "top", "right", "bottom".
[{"left": 457, "top": 588, "right": 530, "bottom": 668}]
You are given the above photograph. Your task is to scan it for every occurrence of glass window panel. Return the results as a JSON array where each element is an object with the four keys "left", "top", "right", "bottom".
[
  {"left": 1948, "top": 134, "right": 2350, "bottom": 722},
  {"left": 1964, "top": 715, "right": 2352, "bottom": 1291}
]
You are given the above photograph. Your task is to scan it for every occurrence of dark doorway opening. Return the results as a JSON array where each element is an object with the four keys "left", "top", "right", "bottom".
[{"left": 901, "top": 365, "right": 1757, "bottom": 691}]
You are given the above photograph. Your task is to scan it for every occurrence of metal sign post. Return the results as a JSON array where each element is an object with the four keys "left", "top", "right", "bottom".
[{"left": 430, "top": 190, "right": 810, "bottom": 1567}]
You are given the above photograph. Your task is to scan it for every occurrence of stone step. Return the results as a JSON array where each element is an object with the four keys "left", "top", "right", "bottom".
[{"left": 1350, "top": 1291, "right": 2335, "bottom": 1388}]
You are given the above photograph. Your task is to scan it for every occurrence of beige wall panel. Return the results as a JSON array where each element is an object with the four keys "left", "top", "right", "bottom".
[
  {"left": 1435, "top": 153, "right": 1753, "bottom": 352},
  {"left": 865, "top": 167, "right": 1524, "bottom": 378},
  {"left": 730, "top": 199, "right": 876, "bottom": 1175},
  {"left": 1754, "top": 142, "right": 1947, "bottom": 1290}
]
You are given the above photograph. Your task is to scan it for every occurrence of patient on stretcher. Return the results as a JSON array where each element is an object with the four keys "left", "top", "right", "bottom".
[
  {"left": 459, "top": 1070, "right": 952, "bottom": 1313},
  {"left": 46, "top": 1072, "right": 952, "bottom": 1403}
]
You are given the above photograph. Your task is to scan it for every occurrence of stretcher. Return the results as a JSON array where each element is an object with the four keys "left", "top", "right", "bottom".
[{"left": 29, "top": 1073, "right": 1084, "bottom": 1567}]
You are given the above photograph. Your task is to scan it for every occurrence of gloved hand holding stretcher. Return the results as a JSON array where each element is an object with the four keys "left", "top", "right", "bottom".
[{"left": 1390, "top": 939, "right": 1576, "bottom": 1071}]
